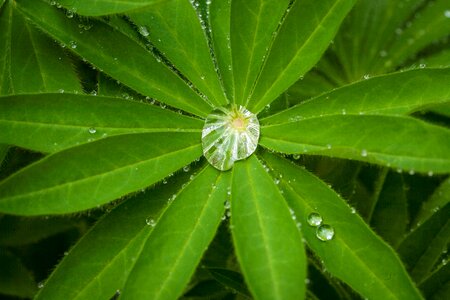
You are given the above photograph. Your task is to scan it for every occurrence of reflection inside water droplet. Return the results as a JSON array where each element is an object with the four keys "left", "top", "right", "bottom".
[
  {"left": 307, "top": 212, "right": 323, "bottom": 227},
  {"left": 202, "top": 105, "right": 259, "bottom": 171},
  {"left": 316, "top": 224, "right": 334, "bottom": 241}
]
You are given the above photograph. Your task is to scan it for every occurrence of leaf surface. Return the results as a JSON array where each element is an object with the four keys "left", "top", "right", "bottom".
[
  {"left": 57, "top": 0, "right": 167, "bottom": 16},
  {"left": 0, "top": 248, "right": 36, "bottom": 298},
  {"left": 231, "top": 155, "right": 306, "bottom": 299},
  {"left": 0, "top": 132, "right": 201, "bottom": 215},
  {"left": 261, "top": 115, "right": 450, "bottom": 174},
  {"left": 231, "top": 0, "right": 290, "bottom": 106},
  {"left": 262, "top": 152, "right": 423, "bottom": 300},
  {"left": 0, "top": 1, "right": 80, "bottom": 95},
  {"left": 262, "top": 69, "right": 450, "bottom": 125},
  {"left": 129, "top": 0, "right": 228, "bottom": 107},
  {"left": 15, "top": 0, "right": 212, "bottom": 117},
  {"left": 0, "top": 93, "right": 203, "bottom": 153},
  {"left": 122, "top": 166, "right": 230, "bottom": 299},
  {"left": 413, "top": 177, "right": 450, "bottom": 227},
  {"left": 34, "top": 169, "right": 190, "bottom": 300},
  {"left": 249, "top": 0, "right": 356, "bottom": 112}
]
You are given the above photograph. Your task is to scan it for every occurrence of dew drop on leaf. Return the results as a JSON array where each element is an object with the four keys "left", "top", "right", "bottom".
[
  {"left": 307, "top": 212, "right": 323, "bottom": 227},
  {"left": 316, "top": 224, "right": 335, "bottom": 241},
  {"left": 202, "top": 105, "right": 260, "bottom": 171},
  {"left": 145, "top": 218, "right": 156, "bottom": 227},
  {"left": 88, "top": 127, "right": 96, "bottom": 134}
]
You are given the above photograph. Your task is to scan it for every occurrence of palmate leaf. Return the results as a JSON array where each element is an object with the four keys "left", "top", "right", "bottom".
[
  {"left": 15, "top": 0, "right": 212, "bottom": 117},
  {"left": 0, "top": 93, "right": 203, "bottom": 153},
  {"left": 261, "top": 115, "right": 450, "bottom": 174},
  {"left": 261, "top": 152, "right": 423, "bottom": 299},
  {"left": 231, "top": 155, "right": 306, "bottom": 299},
  {"left": 128, "top": 0, "right": 228, "bottom": 107},
  {"left": 57, "top": 0, "right": 167, "bottom": 16},
  {"left": 261, "top": 68, "right": 450, "bottom": 124},
  {"left": 0, "top": 132, "right": 201, "bottom": 215},
  {"left": 122, "top": 165, "right": 230, "bottom": 299},
  {"left": 0, "top": 1, "right": 80, "bottom": 94},
  {"left": 35, "top": 168, "right": 192, "bottom": 300},
  {"left": 248, "top": 0, "right": 356, "bottom": 113}
]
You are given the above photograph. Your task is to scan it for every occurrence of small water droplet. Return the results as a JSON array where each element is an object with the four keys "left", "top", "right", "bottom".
[
  {"left": 316, "top": 224, "right": 334, "bottom": 241},
  {"left": 224, "top": 200, "right": 231, "bottom": 210},
  {"left": 88, "top": 127, "right": 96, "bottom": 134},
  {"left": 58, "top": 88, "right": 65, "bottom": 93},
  {"left": 361, "top": 149, "right": 368, "bottom": 157},
  {"left": 139, "top": 26, "right": 150, "bottom": 37},
  {"left": 293, "top": 154, "right": 300, "bottom": 160},
  {"left": 444, "top": 10, "right": 450, "bottom": 18},
  {"left": 66, "top": 10, "right": 74, "bottom": 18},
  {"left": 38, "top": 282, "right": 45, "bottom": 289},
  {"left": 146, "top": 218, "right": 156, "bottom": 227},
  {"left": 326, "top": 144, "right": 332, "bottom": 149},
  {"left": 183, "top": 165, "right": 190, "bottom": 172},
  {"left": 350, "top": 207, "right": 356, "bottom": 214},
  {"left": 427, "top": 171, "right": 434, "bottom": 177},
  {"left": 307, "top": 212, "right": 323, "bottom": 227},
  {"left": 363, "top": 74, "right": 370, "bottom": 80},
  {"left": 419, "top": 63, "right": 426, "bottom": 69},
  {"left": 69, "top": 40, "right": 77, "bottom": 49}
]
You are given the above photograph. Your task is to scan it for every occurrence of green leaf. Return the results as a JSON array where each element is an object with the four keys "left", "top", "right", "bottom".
[
  {"left": 0, "top": 215, "right": 79, "bottom": 246},
  {"left": 122, "top": 166, "right": 230, "bottom": 299},
  {"left": 260, "top": 115, "right": 450, "bottom": 174},
  {"left": 56, "top": 0, "right": 167, "bottom": 16},
  {"left": 231, "top": 155, "right": 306, "bottom": 300},
  {"left": 15, "top": 0, "right": 212, "bottom": 117},
  {"left": 0, "top": 248, "right": 37, "bottom": 298},
  {"left": 0, "top": 93, "right": 203, "bottom": 153},
  {"left": 381, "top": 0, "right": 450, "bottom": 71},
  {"left": 413, "top": 177, "right": 450, "bottom": 227},
  {"left": 230, "top": 0, "right": 290, "bottom": 106},
  {"left": 249, "top": 0, "right": 356, "bottom": 113},
  {"left": 398, "top": 203, "right": 450, "bottom": 284},
  {"left": 129, "top": 0, "right": 228, "bottom": 107},
  {"left": 208, "top": 0, "right": 234, "bottom": 101},
  {"left": 35, "top": 168, "right": 191, "bottom": 300},
  {"left": 261, "top": 152, "right": 423, "bottom": 299},
  {"left": 0, "top": 132, "right": 202, "bottom": 215},
  {"left": 370, "top": 172, "right": 408, "bottom": 247},
  {"left": 261, "top": 69, "right": 450, "bottom": 125},
  {"left": 0, "top": 1, "right": 80, "bottom": 95}
]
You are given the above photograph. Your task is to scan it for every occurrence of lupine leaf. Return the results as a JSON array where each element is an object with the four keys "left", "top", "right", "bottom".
[
  {"left": 261, "top": 69, "right": 450, "bottom": 125},
  {"left": 56, "top": 0, "right": 167, "bottom": 16},
  {"left": 15, "top": 0, "right": 212, "bottom": 117},
  {"left": 231, "top": 155, "right": 306, "bottom": 299},
  {"left": 249, "top": 0, "right": 356, "bottom": 112},
  {"left": 413, "top": 177, "right": 450, "bottom": 227},
  {"left": 262, "top": 152, "right": 423, "bottom": 300},
  {"left": 0, "top": 93, "right": 203, "bottom": 153},
  {"left": 0, "top": 132, "right": 202, "bottom": 215},
  {"left": 261, "top": 115, "right": 450, "bottom": 174}
]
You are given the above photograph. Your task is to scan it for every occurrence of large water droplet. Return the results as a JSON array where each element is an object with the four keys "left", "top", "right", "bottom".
[
  {"left": 202, "top": 105, "right": 259, "bottom": 171},
  {"left": 307, "top": 212, "right": 323, "bottom": 227},
  {"left": 316, "top": 224, "right": 334, "bottom": 241}
]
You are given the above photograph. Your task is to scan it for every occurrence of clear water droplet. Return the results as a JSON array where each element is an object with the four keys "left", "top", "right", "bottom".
[
  {"left": 38, "top": 282, "right": 45, "bottom": 289},
  {"left": 316, "top": 224, "right": 334, "bottom": 241},
  {"left": 139, "top": 26, "right": 150, "bottom": 37},
  {"left": 307, "top": 212, "right": 323, "bottom": 227},
  {"left": 69, "top": 40, "right": 77, "bottom": 49},
  {"left": 445, "top": 10, "right": 450, "bottom": 18},
  {"left": 361, "top": 149, "right": 368, "bottom": 157},
  {"left": 224, "top": 200, "right": 231, "bottom": 210},
  {"left": 183, "top": 165, "right": 190, "bottom": 172},
  {"left": 363, "top": 74, "right": 370, "bottom": 80},
  {"left": 202, "top": 105, "right": 259, "bottom": 171},
  {"left": 88, "top": 127, "right": 96, "bottom": 134},
  {"left": 146, "top": 218, "right": 156, "bottom": 227}
]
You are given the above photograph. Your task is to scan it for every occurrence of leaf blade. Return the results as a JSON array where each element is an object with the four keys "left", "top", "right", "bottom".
[
  {"left": 0, "top": 93, "right": 203, "bottom": 153},
  {"left": 249, "top": 0, "right": 356, "bottom": 112},
  {"left": 262, "top": 152, "right": 423, "bottom": 300},
  {"left": 0, "top": 132, "right": 202, "bottom": 215},
  {"left": 231, "top": 155, "right": 306, "bottom": 299},
  {"left": 122, "top": 165, "right": 230, "bottom": 299},
  {"left": 261, "top": 115, "right": 450, "bottom": 174}
]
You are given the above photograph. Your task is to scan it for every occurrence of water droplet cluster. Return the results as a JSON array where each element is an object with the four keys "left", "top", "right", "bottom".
[
  {"left": 202, "top": 105, "right": 260, "bottom": 171},
  {"left": 307, "top": 212, "right": 335, "bottom": 241}
]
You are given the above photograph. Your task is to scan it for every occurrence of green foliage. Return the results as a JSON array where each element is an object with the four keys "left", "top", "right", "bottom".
[{"left": 0, "top": 0, "right": 449, "bottom": 299}]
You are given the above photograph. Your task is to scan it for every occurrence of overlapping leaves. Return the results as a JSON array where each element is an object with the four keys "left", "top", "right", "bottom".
[{"left": 0, "top": 0, "right": 449, "bottom": 299}]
